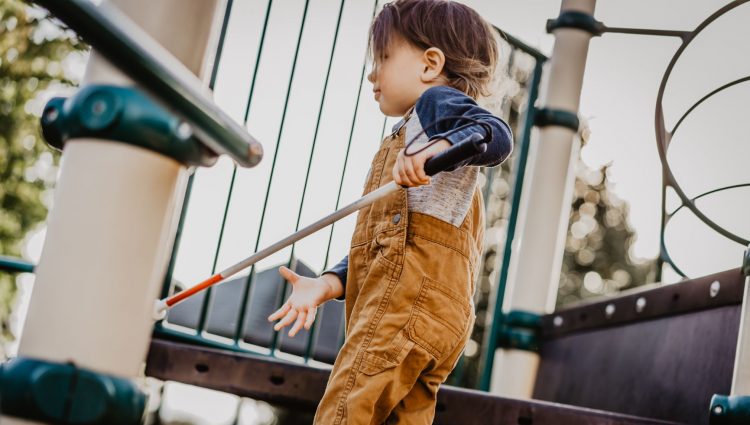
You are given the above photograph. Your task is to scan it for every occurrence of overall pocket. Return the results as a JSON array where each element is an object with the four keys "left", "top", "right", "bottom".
[
  {"left": 361, "top": 328, "right": 415, "bottom": 376},
  {"left": 358, "top": 250, "right": 408, "bottom": 373},
  {"left": 408, "top": 276, "right": 471, "bottom": 360}
]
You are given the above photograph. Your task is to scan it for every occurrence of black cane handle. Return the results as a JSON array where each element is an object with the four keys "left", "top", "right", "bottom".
[{"left": 423, "top": 132, "right": 488, "bottom": 176}]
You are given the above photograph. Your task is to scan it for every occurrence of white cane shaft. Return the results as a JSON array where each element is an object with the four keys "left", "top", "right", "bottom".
[{"left": 220, "top": 182, "right": 400, "bottom": 278}]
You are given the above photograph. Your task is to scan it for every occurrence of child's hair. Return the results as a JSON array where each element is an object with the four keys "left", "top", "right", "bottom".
[{"left": 370, "top": 0, "right": 499, "bottom": 99}]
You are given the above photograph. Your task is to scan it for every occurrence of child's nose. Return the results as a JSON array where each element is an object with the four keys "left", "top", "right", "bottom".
[{"left": 367, "top": 68, "right": 376, "bottom": 84}]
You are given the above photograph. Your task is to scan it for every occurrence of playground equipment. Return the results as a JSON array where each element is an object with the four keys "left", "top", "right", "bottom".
[{"left": 1, "top": 0, "right": 748, "bottom": 424}]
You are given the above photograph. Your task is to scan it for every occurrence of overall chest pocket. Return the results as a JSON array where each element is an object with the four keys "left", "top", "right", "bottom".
[{"left": 363, "top": 145, "right": 391, "bottom": 195}]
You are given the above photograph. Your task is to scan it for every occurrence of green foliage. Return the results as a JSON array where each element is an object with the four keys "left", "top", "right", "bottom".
[{"left": 0, "top": 0, "right": 85, "bottom": 349}]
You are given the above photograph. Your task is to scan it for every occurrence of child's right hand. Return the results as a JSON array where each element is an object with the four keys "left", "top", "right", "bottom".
[{"left": 267, "top": 266, "right": 342, "bottom": 337}]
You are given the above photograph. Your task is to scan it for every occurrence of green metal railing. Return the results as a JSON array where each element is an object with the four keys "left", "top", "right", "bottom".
[
  {"left": 153, "top": 0, "right": 546, "bottom": 390},
  {"left": 155, "top": 0, "right": 382, "bottom": 360}
]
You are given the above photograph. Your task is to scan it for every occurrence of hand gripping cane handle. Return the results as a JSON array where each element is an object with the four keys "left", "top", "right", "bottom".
[{"left": 423, "top": 132, "right": 488, "bottom": 176}]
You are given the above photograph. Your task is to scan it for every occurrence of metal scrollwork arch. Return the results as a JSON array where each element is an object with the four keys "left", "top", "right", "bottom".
[{"left": 654, "top": 0, "right": 750, "bottom": 277}]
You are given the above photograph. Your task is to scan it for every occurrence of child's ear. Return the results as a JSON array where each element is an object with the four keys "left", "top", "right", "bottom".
[{"left": 421, "top": 47, "right": 446, "bottom": 83}]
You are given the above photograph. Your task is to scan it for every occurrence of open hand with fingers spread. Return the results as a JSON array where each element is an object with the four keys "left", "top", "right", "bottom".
[{"left": 268, "top": 266, "right": 343, "bottom": 337}]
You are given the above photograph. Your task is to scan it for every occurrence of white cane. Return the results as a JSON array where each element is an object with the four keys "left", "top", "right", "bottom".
[{"left": 153, "top": 132, "right": 488, "bottom": 320}]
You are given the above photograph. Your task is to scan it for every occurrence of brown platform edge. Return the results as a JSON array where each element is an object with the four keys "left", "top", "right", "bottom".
[
  {"left": 146, "top": 339, "right": 681, "bottom": 425},
  {"left": 542, "top": 268, "right": 745, "bottom": 339}
]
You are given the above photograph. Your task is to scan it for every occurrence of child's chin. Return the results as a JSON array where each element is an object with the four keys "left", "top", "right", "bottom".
[{"left": 379, "top": 104, "right": 405, "bottom": 117}]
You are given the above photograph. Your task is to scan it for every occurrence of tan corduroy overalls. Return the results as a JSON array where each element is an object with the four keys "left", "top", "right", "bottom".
[{"left": 314, "top": 121, "right": 485, "bottom": 425}]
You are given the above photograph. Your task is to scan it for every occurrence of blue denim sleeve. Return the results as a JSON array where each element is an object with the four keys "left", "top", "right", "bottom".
[
  {"left": 323, "top": 255, "right": 347, "bottom": 301},
  {"left": 414, "top": 85, "right": 513, "bottom": 169}
]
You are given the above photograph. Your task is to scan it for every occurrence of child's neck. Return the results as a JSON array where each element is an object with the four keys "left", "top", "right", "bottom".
[{"left": 401, "top": 82, "right": 450, "bottom": 119}]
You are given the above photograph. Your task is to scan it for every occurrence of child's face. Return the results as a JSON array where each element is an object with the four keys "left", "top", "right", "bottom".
[{"left": 368, "top": 36, "right": 428, "bottom": 117}]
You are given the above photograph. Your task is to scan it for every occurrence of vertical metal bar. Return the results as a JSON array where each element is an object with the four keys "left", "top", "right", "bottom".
[
  {"left": 321, "top": 0, "right": 380, "bottom": 274},
  {"left": 323, "top": 0, "right": 381, "bottom": 355},
  {"left": 478, "top": 58, "right": 544, "bottom": 391},
  {"left": 379, "top": 116, "right": 390, "bottom": 140},
  {"left": 260, "top": 0, "right": 313, "bottom": 353},
  {"left": 193, "top": 0, "right": 238, "bottom": 336},
  {"left": 208, "top": 0, "right": 234, "bottom": 91},
  {"left": 287, "top": 0, "right": 346, "bottom": 362},
  {"left": 379, "top": 117, "right": 389, "bottom": 141},
  {"left": 231, "top": 0, "right": 275, "bottom": 345},
  {"left": 159, "top": 175, "right": 196, "bottom": 300},
  {"left": 196, "top": 170, "right": 238, "bottom": 334},
  {"left": 240, "top": 0, "right": 275, "bottom": 130},
  {"left": 160, "top": 0, "right": 234, "bottom": 317}
]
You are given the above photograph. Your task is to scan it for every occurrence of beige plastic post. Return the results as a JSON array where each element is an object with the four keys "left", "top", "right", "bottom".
[
  {"left": 489, "top": 0, "right": 597, "bottom": 399},
  {"left": 5, "top": 1, "right": 223, "bottom": 423}
]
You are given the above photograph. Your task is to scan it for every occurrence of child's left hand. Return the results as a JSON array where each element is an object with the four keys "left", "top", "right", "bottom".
[{"left": 393, "top": 139, "right": 451, "bottom": 187}]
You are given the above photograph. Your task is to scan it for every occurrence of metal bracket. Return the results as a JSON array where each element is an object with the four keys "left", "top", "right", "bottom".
[
  {"left": 0, "top": 357, "right": 146, "bottom": 424},
  {"left": 546, "top": 11, "right": 604, "bottom": 36},
  {"left": 546, "top": 11, "right": 689, "bottom": 40},
  {"left": 534, "top": 107, "right": 580, "bottom": 132},
  {"left": 41, "top": 85, "right": 218, "bottom": 167},
  {"left": 497, "top": 310, "right": 542, "bottom": 352},
  {"left": 710, "top": 394, "right": 750, "bottom": 424}
]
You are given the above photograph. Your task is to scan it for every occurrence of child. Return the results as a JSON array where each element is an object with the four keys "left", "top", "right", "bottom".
[{"left": 268, "top": 1, "right": 513, "bottom": 423}]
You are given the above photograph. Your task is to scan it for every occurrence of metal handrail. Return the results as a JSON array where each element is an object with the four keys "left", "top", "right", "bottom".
[{"left": 32, "top": 0, "right": 263, "bottom": 168}]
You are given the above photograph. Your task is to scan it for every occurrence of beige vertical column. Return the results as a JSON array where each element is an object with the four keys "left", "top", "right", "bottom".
[
  {"left": 490, "top": 0, "right": 596, "bottom": 399},
  {"left": 6, "top": 1, "right": 223, "bottom": 423}
]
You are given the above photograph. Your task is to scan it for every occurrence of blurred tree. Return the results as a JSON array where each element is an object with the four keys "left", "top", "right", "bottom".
[
  {"left": 0, "top": 0, "right": 86, "bottom": 355},
  {"left": 556, "top": 159, "right": 658, "bottom": 307}
]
